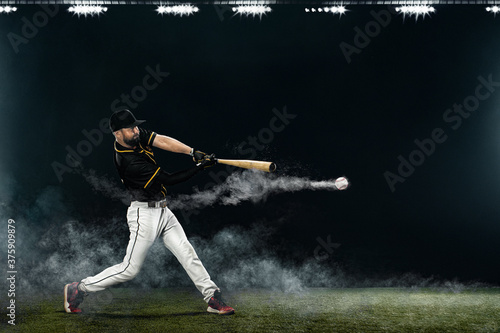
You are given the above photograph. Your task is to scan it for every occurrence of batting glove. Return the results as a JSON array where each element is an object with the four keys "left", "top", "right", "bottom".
[
  {"left": 197, "top": 154, "right": 217, "bottom": 169},
  {"left": 190, "top": 148, "right": 207, "bottom": 163}
]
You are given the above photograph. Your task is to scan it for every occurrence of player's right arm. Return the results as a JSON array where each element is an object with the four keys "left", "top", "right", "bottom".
[
  {"left": 150, "top": 133, "right": 208, "bottom": 163},
  {"left": 152, "top": 134, "right": 192, "bottom": 155}
]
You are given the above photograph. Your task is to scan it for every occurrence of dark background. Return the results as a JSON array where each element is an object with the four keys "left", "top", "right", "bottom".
[{"left": 1, "top": 5, "right": 499, "bottom": 285}]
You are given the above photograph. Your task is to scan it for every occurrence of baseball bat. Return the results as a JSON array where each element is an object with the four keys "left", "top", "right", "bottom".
[{"left": 216, "top": 159, "right": 277, "bottom": 173}]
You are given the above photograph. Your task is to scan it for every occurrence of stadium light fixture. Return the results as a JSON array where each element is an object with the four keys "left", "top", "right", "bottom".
[
  {"left": 305, "top": 6, "right": 347, "bottom": 16},
  {"left": 395, "top": 5, "right": 435, "bottom": 21},
  {"left": 0, "top": 6, "right": 17, "bottom": 13},
  {"left": 232, "top": 5, "right": 271, "bottom": 18},
  {"left": 486, "top": 6, "right": 500, "bottom": 17},
  {"left": 68, "top": 5, "right": 107, "bottom": 18},
  {"left": 156, "top": 5, "right": 199, "bottom": 17}
]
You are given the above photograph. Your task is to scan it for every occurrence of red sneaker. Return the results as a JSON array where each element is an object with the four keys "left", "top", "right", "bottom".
[
  {"left": 207, "top": 290, "right": 235, "bottom": 315},
  {"left": 64, "top": 282, "right": 84, "bottom": 313}
]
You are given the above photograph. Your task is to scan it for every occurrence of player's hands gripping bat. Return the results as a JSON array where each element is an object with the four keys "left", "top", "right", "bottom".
[
  {"left": 190, "top": 148, "right": 276, "bottom": 172},
  {"left": 190, "top": 149, "right": 207, "bottom": 163},
  {"left": 197, "top": 153, "right": 217, "bottom": 169}
]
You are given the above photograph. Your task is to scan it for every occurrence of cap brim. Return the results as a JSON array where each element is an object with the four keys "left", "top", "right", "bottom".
[{"left": 127, "top": 119, "right": 146, "bottom": 128}]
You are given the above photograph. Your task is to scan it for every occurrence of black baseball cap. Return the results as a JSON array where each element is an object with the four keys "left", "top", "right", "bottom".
[{"left": 109, "top": 109, "right": 145, "bottom": 132}]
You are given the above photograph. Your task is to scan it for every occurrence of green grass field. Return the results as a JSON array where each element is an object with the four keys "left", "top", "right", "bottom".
[{"left": 2, "top": 287, "right": 499, "bottom": 332}]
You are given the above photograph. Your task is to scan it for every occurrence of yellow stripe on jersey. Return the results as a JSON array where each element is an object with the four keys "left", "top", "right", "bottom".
[
  {"left": 144, "top": 167, "right": 161, "bottom": 189},
  {"left": 148, "top": 132, "right": 155, "bottom": 146},
  {"left": 114, "top": 142, "right": 135, "bottom": 153}
]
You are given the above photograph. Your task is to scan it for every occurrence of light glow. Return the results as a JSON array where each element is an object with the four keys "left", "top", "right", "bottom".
[
  {"left": 156, "top": 5, "right": 199, "bottom": 17},
  {"left": 0, "top": 6, "right": 17, "bottom": 13},
  {"left": 232, "top": 5, "right": 272, "bottom": 18},
  {"left": 68, "top": 5, "right": 107, "bottom": 17},
  {"left": 325, "top": 6, "right": 347, "bottom": 16},
  {"left": 305, "top": 6, "right": 347, "bottom": 16},
  {"left": 486, "top": 6, "right": 500, "bottom": 17},
  {"left": 395, "top": 5, "right": 435, "bottom": 20}
]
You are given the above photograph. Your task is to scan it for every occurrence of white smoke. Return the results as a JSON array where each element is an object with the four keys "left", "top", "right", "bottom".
[{"left": 18, "top": 218, "right": 485, "bottom": 297}]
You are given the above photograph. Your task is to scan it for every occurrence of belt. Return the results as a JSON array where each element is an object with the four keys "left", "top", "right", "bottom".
[{"left": 148, "top": 199, "right": 167, "bottom": 208}]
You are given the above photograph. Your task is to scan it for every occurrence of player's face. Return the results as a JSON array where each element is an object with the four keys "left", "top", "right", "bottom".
[{"left": 121, "top": 126, "right": 140, "bottom": 147}]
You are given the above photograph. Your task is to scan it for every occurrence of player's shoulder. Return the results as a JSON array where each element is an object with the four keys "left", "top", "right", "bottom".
[{"left": 139, "top": 127, "right": 157, "bottom": 147}]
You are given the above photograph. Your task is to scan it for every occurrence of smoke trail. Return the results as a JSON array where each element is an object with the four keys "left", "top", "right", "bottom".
[
  {"left": 168, "top": 170, "right": 344, "bottom": 210},
  {"left": 78, "top": 168, "right": 130, "bottom": 205},
  {"left": 77, "top": 168, "right": 344, "bottom": 210}
]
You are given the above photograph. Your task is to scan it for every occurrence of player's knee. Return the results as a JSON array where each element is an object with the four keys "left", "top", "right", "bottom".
[
  {"left": 122, "top": 264, "right": 141, "bottom": 280},
  {"left": 128, "top": 270, "right": 140, "bottom": 280}
]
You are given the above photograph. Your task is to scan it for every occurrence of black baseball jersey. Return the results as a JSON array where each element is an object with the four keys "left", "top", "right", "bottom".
[{"left": 114, "top": 127, "right": 201, "bottom": 202}]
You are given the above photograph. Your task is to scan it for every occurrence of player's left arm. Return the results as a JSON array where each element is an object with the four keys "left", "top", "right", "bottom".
[{"left": 152, "top": 134, "right": 192, "bottom": 154}]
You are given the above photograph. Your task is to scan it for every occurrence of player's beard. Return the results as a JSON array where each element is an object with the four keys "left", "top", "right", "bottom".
[{"left": 124, "top": 135, "right": 140, "bottom": 147}]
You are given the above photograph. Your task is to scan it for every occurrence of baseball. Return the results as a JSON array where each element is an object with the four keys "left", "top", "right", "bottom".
[{"left": 335, "top": 177, "right": 349, "bottom": 190}]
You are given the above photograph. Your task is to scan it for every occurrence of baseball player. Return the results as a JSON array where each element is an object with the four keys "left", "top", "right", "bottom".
[{"left": 64, "top": 109, "right": 234, "bottom": 315}]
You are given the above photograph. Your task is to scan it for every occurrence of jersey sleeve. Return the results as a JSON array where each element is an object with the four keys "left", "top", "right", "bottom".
[{"left": 139, "top": 127, "right": 157, "bottom": 149}]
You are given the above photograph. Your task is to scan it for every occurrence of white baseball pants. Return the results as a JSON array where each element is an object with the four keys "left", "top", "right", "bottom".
[{"left": 81, "top": 201, "right": 219, "bottom": 302}]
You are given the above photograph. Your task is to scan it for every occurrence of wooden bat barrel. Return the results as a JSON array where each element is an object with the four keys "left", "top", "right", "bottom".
[{"left": 216, "top": 159, "right": 276, "bottom": 173}]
